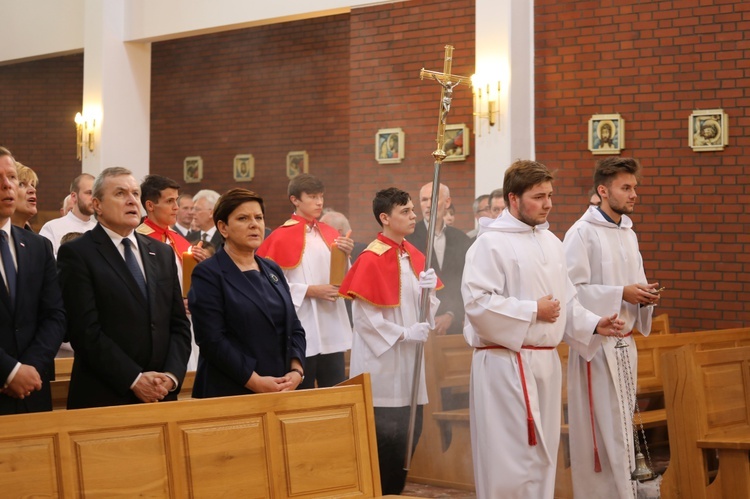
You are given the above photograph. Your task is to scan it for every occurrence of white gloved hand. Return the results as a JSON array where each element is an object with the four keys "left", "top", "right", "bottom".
[
  {"left": 403, "top": 322, "right": 430, "bottom": 343},
  {"left": 418, "top": 268, "right": 437, "bottom": 290}
]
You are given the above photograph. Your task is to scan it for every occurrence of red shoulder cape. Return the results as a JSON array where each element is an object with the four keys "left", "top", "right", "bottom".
[
  {"left": 136, "top": 218, "right": 192, "bottom": 260},
  {"left": 338, "top": 233, "right": 443, "bottom": 307},
  {"left": 256, "top": 213, "right": 339, "bottom": 269}
]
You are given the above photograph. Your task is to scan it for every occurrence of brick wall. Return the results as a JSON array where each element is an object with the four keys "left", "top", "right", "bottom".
[
  {"left": 150, "top": 15, "right": 352, "bottom": 228},
  {"left": 0, "top": 54, "right": 83, "bottom": 218},
  {"left": 150, "top": 0, "right": 476, "bottom": 237},
  {"left": 348, "top": 0, "right": 476, "bottom": 240},
  {"left": 535, "top": 0, "right": 750, "bottom": 331}
]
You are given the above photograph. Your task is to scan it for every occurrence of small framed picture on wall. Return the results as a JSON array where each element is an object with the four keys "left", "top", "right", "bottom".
[
  {"left": 588, "top": 114, "right": 624, "bottom": 155},
  {"left": 689, "top": 109, "right": 728, "bottom": 152},
  {"left": 286, "top": 151, "right": 308, "bottom": 179},
  {"left": 375, "top": 128, "right": 405, "bottom": 164},
  {"left": 443, "top": 123, "right": 470, "bottom": 162},
  {"left": 184, "top": 156, "right": 203, "bottom": 183},
  {"left": 233, "top": 154, "right": 254, "bottom": 182}
]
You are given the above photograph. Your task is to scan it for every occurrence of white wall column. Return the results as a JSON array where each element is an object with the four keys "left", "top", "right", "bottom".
[
  {"left": 473, "top": 0, "right": 535, "bottom": 196},
  {"left": 80, "top": 0, "right": 151, "bottom": 181}
]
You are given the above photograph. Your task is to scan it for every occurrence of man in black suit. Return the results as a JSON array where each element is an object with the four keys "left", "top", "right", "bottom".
[
  {"left": 0, "top": 147, "right": 66, "bottom": 415},
  {"left": 58, "top": 167, "right": 191, "bottom": 409},
  {"left": 406, "top": 182, "right": 471, "bottom": 335},
  {"left": 186, "top": 189, "right": 224, "bottom": 248}
]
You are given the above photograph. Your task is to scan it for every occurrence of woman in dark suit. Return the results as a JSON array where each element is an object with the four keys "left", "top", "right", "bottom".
[{"left": 188, "top": 189, "right": 306, "bottom": 397}]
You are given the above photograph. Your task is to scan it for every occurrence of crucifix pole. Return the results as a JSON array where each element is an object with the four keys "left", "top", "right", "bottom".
[{"left": 405, "top": 45, "right": 469, "bottom": 471}]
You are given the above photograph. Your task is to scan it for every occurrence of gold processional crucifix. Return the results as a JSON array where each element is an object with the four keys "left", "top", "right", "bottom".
[{"left": 405, "top": 45, "right": 470, "bottom": 471}]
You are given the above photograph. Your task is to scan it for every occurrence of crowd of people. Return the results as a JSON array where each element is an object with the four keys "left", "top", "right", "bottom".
[{"left": 0, "top": 143, "right": 659, "bottom": 498}]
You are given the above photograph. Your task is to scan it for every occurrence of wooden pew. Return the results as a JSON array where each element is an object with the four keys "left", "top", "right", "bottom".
[
  {"left": 0, "top": 374, "right": 400, "bottom": 498},
  {"left": 408, "top": 334, "right": 474, "bottom": 490},
  {"left": 661, "top": 344, "right": 750, "bottom": 499}
]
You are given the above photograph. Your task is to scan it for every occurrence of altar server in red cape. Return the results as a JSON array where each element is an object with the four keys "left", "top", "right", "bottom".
[
  {"left": 257, "top": 174, "right": 353, "bottom": 389},
  {"left": 338, "top": 187, "right": 440, "bottom": 495},
  {"left": 136, "top": 175, "right": 209, "bottom": 370}
]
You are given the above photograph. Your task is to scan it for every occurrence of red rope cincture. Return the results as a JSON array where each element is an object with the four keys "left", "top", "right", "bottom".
[
  {"left": 586, "top": 331, "right": 633, "bottom": 472},
  {"left": 477, "top": 344, "right": 555, "bottom": 446}
]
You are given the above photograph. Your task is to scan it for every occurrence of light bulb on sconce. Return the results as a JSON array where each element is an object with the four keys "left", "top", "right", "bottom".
[
  {"left": 74, "top": 112, "right": 96, "bottom": 161},
  {"left": 471, "top": 75, "right": 501, "bottom": 136}
]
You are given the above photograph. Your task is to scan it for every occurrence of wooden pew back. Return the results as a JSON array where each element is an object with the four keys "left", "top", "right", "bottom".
[
  {"left": 407, "top": 333, "right": 475, "bottom": 490},
  {"left": 0, "top": 374, "right": 383, "bottom": 498},
  {"left": 661, "top": 344, "right": 750, "bottom": 499},
  {"left": 636, "top": 326, "right": 750, "bottom": 397}
]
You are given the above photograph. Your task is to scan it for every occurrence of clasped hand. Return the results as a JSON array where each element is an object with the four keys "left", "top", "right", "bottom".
[
  {"left": 132, "top": 372, "right": 174, "bottom": 403},
  {"left": 2, "top": 364, "right": 42, "bottom": 399}
]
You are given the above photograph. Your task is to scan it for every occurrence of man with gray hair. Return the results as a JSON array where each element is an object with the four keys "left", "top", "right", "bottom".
[
  {"left": 187, "top": 189, "right": 223, "bottom": 248},
  {"left": 58, "top": 167, "right": 191, "bottom": 409}
]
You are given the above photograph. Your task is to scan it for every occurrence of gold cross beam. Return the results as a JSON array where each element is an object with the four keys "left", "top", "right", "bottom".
[{"left": 419, "top": 45, "right": 470, "bottom": 161}]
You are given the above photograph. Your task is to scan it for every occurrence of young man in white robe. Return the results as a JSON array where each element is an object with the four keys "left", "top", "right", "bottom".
[
  {"left": 461, "top": 160, "right": 624, "bottom": 499},
  {"left": 563, "top": 157, "right": 660, "bottom": 499},
  {"left": 339, "top": 187, "right": 440, "bottom": 495}
]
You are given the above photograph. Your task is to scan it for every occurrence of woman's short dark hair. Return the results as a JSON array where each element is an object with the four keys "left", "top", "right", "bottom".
[
  {"left": 373, "top": 187, "right": 411, "bottom": 227},
  {"left": 213, "top": 188, "right": 265, "bottom": 226}
]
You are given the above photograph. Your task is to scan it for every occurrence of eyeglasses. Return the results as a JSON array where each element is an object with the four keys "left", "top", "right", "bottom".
[{"left": 477, "top": 207, "right": 491, "bottom": 214}]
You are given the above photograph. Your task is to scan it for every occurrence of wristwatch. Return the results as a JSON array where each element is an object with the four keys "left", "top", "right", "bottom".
[{"left": 291, "top": 368, "right": 305, "bottom": 382}]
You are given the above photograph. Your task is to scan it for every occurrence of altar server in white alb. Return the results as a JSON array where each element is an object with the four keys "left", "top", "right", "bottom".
[
  {"left": 461, "top": 160, "right": 624, "bottom": 499},
  {"left": 563, "top": 157, "right": 660, "bottom": 499}
]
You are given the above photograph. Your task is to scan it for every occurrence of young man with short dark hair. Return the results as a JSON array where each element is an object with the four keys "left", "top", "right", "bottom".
[
  {"left": 563, "top": 157, "right": 660, "bottom": 499},
  {"left": 339, "top": 187, "right": 439, "bottom": 495}
]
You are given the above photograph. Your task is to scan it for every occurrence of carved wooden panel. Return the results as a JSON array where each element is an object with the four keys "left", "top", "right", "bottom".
[
  {"left": 181, "top": 417, "right": 270, "bottom": 498},
  {"left": 71, "top": 426, "right": 170, "bottom": 497},
  {"left": 279, "top": 407, "right": 361, "bottom": 496},
  {"left": 0, "top": 436, "right": 59, "bottom": 496}
]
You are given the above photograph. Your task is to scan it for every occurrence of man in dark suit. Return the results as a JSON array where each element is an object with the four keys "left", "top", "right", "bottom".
[
  {"left": 406, "top": 182, "right": 471, "bottom": 335},
  {"left": 0, "top": 147, "right": 66, "bottom": 415},
  {"left": 58, "top": 167, "right": 191, "bottom": 409},
  {"left": 186, "top": 189, "right": 224, "bottom": 248}
]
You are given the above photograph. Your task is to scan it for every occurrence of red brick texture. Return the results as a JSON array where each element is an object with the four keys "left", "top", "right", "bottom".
[
  {"left": 149, "top": 0, "right": 476, "bottom": 236},
  {"left": 0, "top": 54, "right": 84, "bottom": 216},
  {"left": 535, "top": 0, "right": 750, "bottom": 331}
]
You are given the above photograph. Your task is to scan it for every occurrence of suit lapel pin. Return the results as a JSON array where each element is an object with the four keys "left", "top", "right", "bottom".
[
  {"left": 270, "top": 274, "right": 279, "bottom": 283},
  {"left": 19, "top": 242, "right": 25, "bottom": 247},
  {"left": 148, "top": 251, "right": 156, "bottom": 256}
]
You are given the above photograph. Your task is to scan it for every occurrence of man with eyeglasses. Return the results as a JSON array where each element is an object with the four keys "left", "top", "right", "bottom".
[{"left": 466, "top": 194, "right": 490, "bottom": 239}]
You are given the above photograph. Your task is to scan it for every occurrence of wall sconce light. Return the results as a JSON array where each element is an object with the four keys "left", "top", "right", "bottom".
[
  {"left": 471, "top": 76, "right": 501, "bottom": 136},
  {"left": 74, "top": 112, "right": 95, "bottom": 161}
]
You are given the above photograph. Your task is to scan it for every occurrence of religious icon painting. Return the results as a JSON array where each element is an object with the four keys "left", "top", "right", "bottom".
[
  {"left": 375, "top": 128, "right": 405, "bottom": 164},
  {"left": 286, "top": 151, "right": 309, "bottom": 179},
  {"left": 689, "top": 109, "right": 728, "bottom": 152},
  {"left": 183, "top": 156, "right": 203, "bottom": 183},
  {"left": 233, "top": 154, "right": 254, "bottom": 182},
  {"left": 588, "top": 114, "right": 624, "bottom": 155},
  {"left": 443, "top": 123, "right": 470, "bottom": 162}
]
